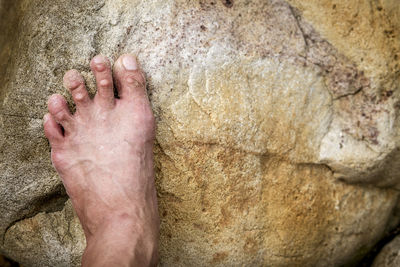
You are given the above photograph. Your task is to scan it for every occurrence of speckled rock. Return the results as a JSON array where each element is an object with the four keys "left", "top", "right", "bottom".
[
  {"left": 287, "top": 0, "right": 400, "bottom": 187},
  {"left": 372, "top": 235, "right": 400, "bottom": 267},
  {"left": 0, "top": 0, "right": 399, "bottom": 266}
]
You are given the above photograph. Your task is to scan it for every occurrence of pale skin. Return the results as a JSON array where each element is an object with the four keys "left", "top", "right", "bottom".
[{"left": 43, "top": 54, "right": 159, "bottom": 266}]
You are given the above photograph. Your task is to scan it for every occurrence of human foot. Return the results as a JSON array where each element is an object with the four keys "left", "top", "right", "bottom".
[{"left": 43, "top": 54, "right": 159, "bottom": 266}]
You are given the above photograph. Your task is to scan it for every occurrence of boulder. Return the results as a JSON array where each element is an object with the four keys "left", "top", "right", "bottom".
[
  {"left": 0, "top": 0, "right": 399, "bottom": 266},
  {"left": 372, "top": 235, "right": 400, "bottom": 267}
]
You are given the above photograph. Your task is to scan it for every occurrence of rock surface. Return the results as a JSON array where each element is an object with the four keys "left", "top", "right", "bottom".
[
  {"left": 0, "top": 0, "right": 399, "bottom": 266},
  {"left": 288, "top": 0, "right": 400, "bottom": 187},
  {"left": 373, "top": 235, "right": 400, "bottom": 267}
]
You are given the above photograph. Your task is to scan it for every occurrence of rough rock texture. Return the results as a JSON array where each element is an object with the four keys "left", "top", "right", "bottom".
[
  {"left": 287, "top": 0, "right": 400, "bottom": 188},
  {"left": 0, "top": 0, "right": 399, "bottom": 266},
  {"left": 372, "top": 235, "right": 400, "bottom": 267}
]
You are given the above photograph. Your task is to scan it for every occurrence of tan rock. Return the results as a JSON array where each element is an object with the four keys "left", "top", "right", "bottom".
[
  {"left": 1, "top": 0, "right": 399, "bottom": 266},
  {"left": 155, "top": 143, "right": 398, "bottom": 266},
  {"left": 287, "top": 0, "right": 400, "bottom": 186},
  {"left": 3, "top": 200, "right": 85, "bottom": 267},
  {"left": 372, "top": 235, "right": 400, "bottom": 267}
]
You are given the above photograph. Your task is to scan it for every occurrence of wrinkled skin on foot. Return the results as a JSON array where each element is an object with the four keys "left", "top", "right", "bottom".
[{"left": 43, "top": 54, "right": 159, "bottom": 267}]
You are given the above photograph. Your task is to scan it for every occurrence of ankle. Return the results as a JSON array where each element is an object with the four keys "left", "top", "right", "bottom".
[{"left": 83, "top": 214, "right": 158, "bottom": 267}]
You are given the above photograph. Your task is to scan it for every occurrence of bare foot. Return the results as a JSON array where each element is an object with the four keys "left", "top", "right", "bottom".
[{"left": 43, "top": 54, "right": 159, "bottom": 266}]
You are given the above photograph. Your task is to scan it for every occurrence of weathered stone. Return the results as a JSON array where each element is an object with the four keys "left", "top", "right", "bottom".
[
  {"left": 372, "top": 235, "right": 400, "bottom": 267},
  {"left": 3, "top": 200, "right": 85, "bottom": 267},
  {"left": 287, "top": 0, "right": 400, "bottom": 187},
  {"left": 0, "top": 0, "right": 399, "bottom": 266}
]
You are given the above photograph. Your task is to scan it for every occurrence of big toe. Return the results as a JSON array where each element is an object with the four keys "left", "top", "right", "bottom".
[{"left": 113, "top": 54, "right": 147, "bottom": 101}]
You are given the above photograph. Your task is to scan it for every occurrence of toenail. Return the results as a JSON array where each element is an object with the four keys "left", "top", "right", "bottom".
[
  {"left": 68, "top": 79, "right": 81, "bottom": 90},
  {"left": 126, "top": 77, "right": 141, "bottom": 87},
  {"left": 48, "top": 95, "right": 63, "bottom": 106},
  {"left": 74, "top": 93, "right": 84, "bottom": 101},
  {"left": 93, "top": 56, "right": 104, "bottom": 64},
  {"left": 122, "top": 55, "right": 138, "bottom": 71},
  {"left": 64, "top": 70, "right": 83, "bottom": 89},
  {"left": 43, "top": 114, "right": 50, "bottom": 123},
  {"left": 99, "top": 79, "right": 110, "bottom": 87},
  {"left": 95, "top": 63, "right": 106, "bottom": 72}
]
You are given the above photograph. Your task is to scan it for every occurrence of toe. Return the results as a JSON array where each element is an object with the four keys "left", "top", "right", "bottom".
[
  {"left": 63, "top": 69, "right": 91, "bottom": 110},
  {"left": 47, "top": 94, "right": 73, "bottom": 132},
  {"left": 113, "top": 54, "right": 147, "bottom": 101},
  {"left": 43, "top": 113, "right": 63, "bottom": 144},
  {"left": 90, "top": 55, "right": 115, "bottom": 108}
]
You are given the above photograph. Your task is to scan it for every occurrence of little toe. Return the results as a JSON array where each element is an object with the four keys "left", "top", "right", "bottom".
[
  {"left": 43, "top": 113, "right": 63, "bottom": 144},
  {"left": 63, "top": 69, "right": 91, "bottom": 110},
  {"left": 90, "top": 55, "right": 115, "bottom": 108},
  {"left": 47, "top": 94, "right": 73, "bottom": 132},
  {"left": 113, "top": 54, "right": 147, "bottom": 101}
]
